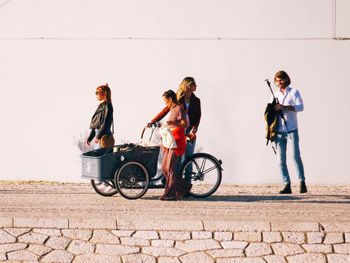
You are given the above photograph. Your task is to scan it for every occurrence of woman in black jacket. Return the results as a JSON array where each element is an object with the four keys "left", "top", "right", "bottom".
[
  {"left": 176, "top": 77, "right": 201, "bottom": 185},
  {"left": 87, "top": 84, "right": 114, "bottom": 149}
]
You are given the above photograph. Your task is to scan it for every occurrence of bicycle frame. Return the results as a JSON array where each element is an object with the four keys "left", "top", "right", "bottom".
[
  {"left": 85, "top": 123, "right": 223, "bottom": 199},
  {"left": 141, "top": 124, "right": 223, "bottom": 189}
]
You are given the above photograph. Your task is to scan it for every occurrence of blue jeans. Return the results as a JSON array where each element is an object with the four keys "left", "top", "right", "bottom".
[
  {"left": 181, "top": 139, "right": 196, "bottom": 183},
  {"left": 93, "top": 129, "right": 101, "bottom": 150},
  {"left": 275, "top": 129, "right": 305, "bottom": 184}
]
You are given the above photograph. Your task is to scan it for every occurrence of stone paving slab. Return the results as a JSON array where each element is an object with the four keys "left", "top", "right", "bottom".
[
  {"left": 14, "top": 217, "right": 68, "bottom": 229},
  {"left": 271, "top": 222, "right": 319, "bottom": 232},
  {"left": 0, "top": 218, "right": 12, "bottom": 228},
  {"left": 321, "top": 222, "right": 350, "bottom": 232},
  {"left": 69, "top": 218, "right": 117, "bottom": 229},
  {"left": 204, "top": 221, "right": 270, "bottom": 232},
  {"left": 117, "top": 219, "right": 203, "bottom": 231}
]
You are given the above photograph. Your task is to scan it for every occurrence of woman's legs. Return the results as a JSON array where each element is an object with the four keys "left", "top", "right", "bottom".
[{"left": 161, "top": 149, "right": 177, "bottom": 198}]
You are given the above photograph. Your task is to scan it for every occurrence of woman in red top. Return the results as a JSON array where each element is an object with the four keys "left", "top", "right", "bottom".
[{"left": 153, "top": 90, "right": 192, "bottom": 200}]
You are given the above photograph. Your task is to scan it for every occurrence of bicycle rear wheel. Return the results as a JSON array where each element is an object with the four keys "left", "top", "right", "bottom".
[
  {"left": 115, "top": 161, "right": 150, "bottom": 199},
  {"left": 181, "top": 153, "right": 222, "bottom": 198}
]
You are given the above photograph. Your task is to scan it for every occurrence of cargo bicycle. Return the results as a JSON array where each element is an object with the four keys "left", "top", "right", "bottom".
[{"left": 81, "top": 123, "right": 223, "bottom": 199}]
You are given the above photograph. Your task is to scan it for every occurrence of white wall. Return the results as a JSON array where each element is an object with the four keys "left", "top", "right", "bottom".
[{"left": 0, "top": 0, "right": 349, "bottom": 184}]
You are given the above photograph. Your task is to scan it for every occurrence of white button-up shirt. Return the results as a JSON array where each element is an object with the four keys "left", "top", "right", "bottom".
[{"left": 274, "top": 86, "right": 304, "bottom": 133}]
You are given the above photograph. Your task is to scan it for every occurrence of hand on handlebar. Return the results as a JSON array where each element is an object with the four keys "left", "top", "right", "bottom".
[{"left": 147, "top": 122, "right": 161, "bottom": 128}]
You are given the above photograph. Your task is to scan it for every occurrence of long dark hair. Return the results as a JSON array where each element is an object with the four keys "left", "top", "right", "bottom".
[
  {"left": 162, "top": 90, "right": 178, "bottom": 104},
  {"left": 97, "top": 83, "right": 112, "bottom": 103}
]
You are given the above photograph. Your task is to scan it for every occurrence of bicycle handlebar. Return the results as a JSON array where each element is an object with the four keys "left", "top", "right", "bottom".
[
  {"left": 141, "top": 127, "right": 147, "bottom": 140},
  {"left": 141, "top": 122, "right": 161, "bottom": 140},
  {"left": 141, "top": 121, "right": 195, "bottom": 144}
]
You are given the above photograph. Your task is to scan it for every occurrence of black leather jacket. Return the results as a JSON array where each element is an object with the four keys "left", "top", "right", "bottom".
[
  {"left": 179, "top": 93, "right": 201, "bottom": 133},
  {"left": 88, "top": 102, "right": 113, "bottom": 142}
]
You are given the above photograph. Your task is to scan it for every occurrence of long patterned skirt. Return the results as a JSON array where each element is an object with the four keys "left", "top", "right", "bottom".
[{"left": 161, "top": 148, "right": 192, "bottom": 200}]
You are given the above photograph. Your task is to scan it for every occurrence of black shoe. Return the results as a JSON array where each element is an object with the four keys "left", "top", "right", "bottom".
[
  {"left": 300, "top": 181, "right": 307, "bottom": 193},
  {"left": 279, "top": 183, "right": 292, "bottom": 194},
  {"left": 159, "top": 195, "right": 176, "bottom": 201},
  {"left": 164, "top": 196, "right": 177, "bottom": 201}
]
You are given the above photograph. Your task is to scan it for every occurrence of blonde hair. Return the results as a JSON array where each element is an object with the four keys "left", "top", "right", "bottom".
[{"left": 176, "top": 77, "right": 196, "bottom": 101}]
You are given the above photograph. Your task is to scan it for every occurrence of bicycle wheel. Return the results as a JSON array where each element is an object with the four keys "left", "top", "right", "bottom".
[
  {"left": 181, "top": 153, "right": 222, "bottom": 198},
  {"left": 90, "top": 179, "right": 118, "bottom": 197},
  {"left": 115, "top": 161, "right": 150, "bottom": 199}
]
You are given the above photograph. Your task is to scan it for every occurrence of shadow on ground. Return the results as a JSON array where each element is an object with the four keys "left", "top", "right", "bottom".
[{"left": 143, "top": 194, "right": 350, "bottom": 204}]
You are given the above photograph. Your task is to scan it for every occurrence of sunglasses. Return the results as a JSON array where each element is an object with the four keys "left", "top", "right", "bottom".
[{"left": 95, "top": 91, "right": 104, "bottom": 95}]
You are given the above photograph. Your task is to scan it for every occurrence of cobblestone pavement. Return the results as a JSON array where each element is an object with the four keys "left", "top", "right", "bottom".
[
  {"left": 0, "top": 182, "right": 350, "bottom": 262},
  {"left": 1, "top": 223, "right": 350, "bottom": 262}
]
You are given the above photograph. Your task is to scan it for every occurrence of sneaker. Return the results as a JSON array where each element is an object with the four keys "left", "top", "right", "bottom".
[
  {"left": 300, "top": 181, "right": 308, "bottom": 193},
  {"left": 279, "top": 183, "right": 292, "bottom": 194}
]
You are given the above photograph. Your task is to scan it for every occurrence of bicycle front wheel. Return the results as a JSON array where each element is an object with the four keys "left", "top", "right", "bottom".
[
  {"left": 181, "top": 153, "right": 222, "bottom": 198},
  {"left": 115, "top": 161, "right": 150, "bottom": 199},
  {"left": 90, "top": 179, "right": 118, "bottom": 197}
]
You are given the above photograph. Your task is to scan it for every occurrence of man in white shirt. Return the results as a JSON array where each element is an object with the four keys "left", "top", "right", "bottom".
[{"left": 273, "top": 71, "right": 307, "bottom": 194}]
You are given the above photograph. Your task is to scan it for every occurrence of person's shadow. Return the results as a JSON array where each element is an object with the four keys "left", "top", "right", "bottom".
[
  {"left": 142, "top": 194, "right": 300, "bottom": 202},
  {"left": 203, "top": 195, "right": 301, "bottom": 202},
  {"left": 181, "top": 194, "right": 350, "bottom": 204}
]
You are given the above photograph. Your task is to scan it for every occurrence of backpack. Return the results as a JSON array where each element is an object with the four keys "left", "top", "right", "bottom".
[{"left": 264, "top": 99, "right": 279, "bottom": 145}]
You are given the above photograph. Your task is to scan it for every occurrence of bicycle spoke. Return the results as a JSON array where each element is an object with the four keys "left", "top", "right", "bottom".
[
  {"left": 115, "top": 162, "right": 149, "bottom": 199},
  {"left": 202, "top": 165, "right": 218, "bottom": 174},
  {"left": 199, "top": 158, "right": 206, "bottom": 172},
  {"left": 183, "top": 154, "right": 222, "bottom": 198}
]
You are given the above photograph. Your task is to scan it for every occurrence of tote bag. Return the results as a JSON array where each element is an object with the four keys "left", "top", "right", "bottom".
[
  {"left": 159, "top": 125, "right": 177, "bottom": 149},
  {"left": 99, "top": 134, "right": 115, "bottom": 148}
]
